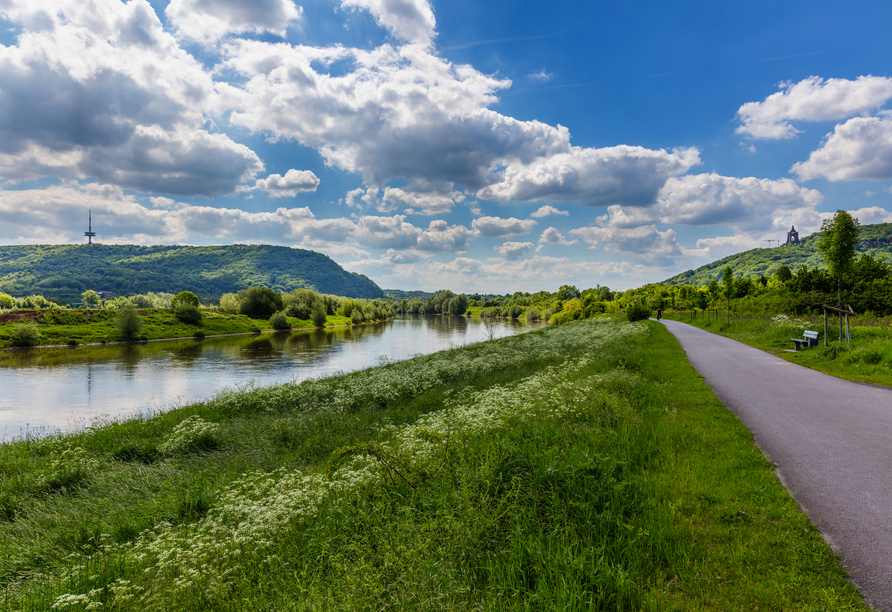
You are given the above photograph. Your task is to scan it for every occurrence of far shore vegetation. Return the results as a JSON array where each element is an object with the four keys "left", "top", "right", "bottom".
[{"left": 0, "top": 318, "right": 869, "bottom": 610}]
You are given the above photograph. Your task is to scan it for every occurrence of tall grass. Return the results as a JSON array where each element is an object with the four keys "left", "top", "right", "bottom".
[{"left": 0, "top": 318, "right": 868, "bottom": 610}]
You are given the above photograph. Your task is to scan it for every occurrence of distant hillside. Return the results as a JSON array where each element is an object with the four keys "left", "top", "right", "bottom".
[
  {"left": 0, "top": 244, "right": 383, "bottom": 302},
  {"left": 663, "top": 223, "right": 892, "bottom": 286},
  {"left": 384, "top": 289, "right": 435, "bottom": 300}
]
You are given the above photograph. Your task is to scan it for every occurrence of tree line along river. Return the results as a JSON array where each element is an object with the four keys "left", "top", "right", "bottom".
[{"left": 0, "top": 314, "right": 541, "bottom": 441}]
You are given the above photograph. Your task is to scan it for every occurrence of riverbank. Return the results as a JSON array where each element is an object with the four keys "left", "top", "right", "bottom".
[
  {"left": 0, "top": 309, "right": 395, "bottom": 350},
  {"left": 660, "top": 311, "right": 892, "bottom": 388},
  {"left": 0, "top": 317, "right": 866, "bottom": 609}
]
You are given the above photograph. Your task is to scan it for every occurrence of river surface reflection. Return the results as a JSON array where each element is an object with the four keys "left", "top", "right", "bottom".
[{"left": 0, "top": 315, "right": 540, "bottom": 439}]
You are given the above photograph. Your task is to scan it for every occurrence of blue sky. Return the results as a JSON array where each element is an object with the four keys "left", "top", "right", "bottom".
[{"left": 2, "top": 0, "right": 892, "bottom": 292}]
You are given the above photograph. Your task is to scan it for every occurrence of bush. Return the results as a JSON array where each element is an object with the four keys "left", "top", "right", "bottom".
[
  {"left": 311, "top": 301, "right": 328, "bottom": 327},
  {"left": 194, "top": 330, "right": 205, "bottom": 339},
  {"left": 270, "top": 310, "right": 290, "bottom": 330},
  {"left": 115, "top": 304, "right": 143, "bottom": 341},
  {"left": 626, "top": 304, "right": 652, "bottom": 322},
  {"left": 284, "top": 288, "right": 319, "bottom": 319},
  {"left": 239, "top": 286, "right": 284, "bottom": 319},
  {"left": 175, "top": 303, "right": 203, "bottom": 325},
  {"left": 10, "top": 321, "right": 40, "bottom": 347},
  {"left": 159, "top": 416, "right": 220, "bottom": 455},
  {"left": 219, "top": 292, "right": 240, "bottom": 313},
  {"left": 171, "top": 291, "right": 200, "bottom": 309}
]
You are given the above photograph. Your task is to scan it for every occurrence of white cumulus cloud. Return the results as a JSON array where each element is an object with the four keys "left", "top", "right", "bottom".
[
  {"left": 471, "top": 216, "right": 537, "bottom": 237},
  {"left": 493, "top": 241, "right": 533, "bottom": 260},
  {"left": 340, "top": 0, "right": 437, "bottom": 46},
  {"left": 530, "top": 204, "right": 569, "bottom": 218},
  {"left": 792, "top": 116, "right": 892, "bottom": 181},
  {"left": 736, "top": 75, "right": 892, "bottom": 139},
  {"left": 252, "top": 169, "right": 320, "bottom": 197},
  {"left": 166, "top": 0, "right": 303, "bottom": 44}
]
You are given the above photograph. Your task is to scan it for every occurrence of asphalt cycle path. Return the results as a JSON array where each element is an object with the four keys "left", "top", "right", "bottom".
[{"left": 659, "top": 319, "right": 892, "bottom": 610}]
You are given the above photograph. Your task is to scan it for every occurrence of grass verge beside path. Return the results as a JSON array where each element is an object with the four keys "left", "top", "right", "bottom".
[
  {"left": 0, "top": 318, "right": 868, "bottom": 610},
  {"left": 662, "top": 311, "right": 892, "bottom": 388}
]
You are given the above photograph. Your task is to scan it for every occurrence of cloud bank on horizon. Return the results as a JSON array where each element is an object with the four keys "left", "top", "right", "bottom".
[{"left": 1, "top": 0, "right": 892, "bottom": 292}]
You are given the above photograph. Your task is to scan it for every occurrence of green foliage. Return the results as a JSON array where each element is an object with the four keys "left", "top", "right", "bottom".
[
  {"left": 626, "top": 304, "right": 652, "bottom": 322},
  {"left": 219, "top": 292, "right": 240, "bottom": 313},
  {"left": 158, "top": 416, "right": 220, "bottom": 455},
  {"left": 81, "top": 290, "right": 100, "bottom": 307},
  {"left": 284, "top": 288, "right": 319, "bottom": 319},
  {"left": 0, "top": 244, "right": 384, "bottom": 302},
  {"left": 311, "top": 301, "right": 327, "bottom": 327},
  {"left": 269, "top": 310, "right": 290, "bottom": 330},
  {"left": 557, "top": 284, "right": 580, "bottom": 300},
  {"left": 10, "top": 321, "right": 40, "bottom": 347},
  {"left": 170, "top": 291, "right": 200, "bottom": 309},
  {"left": 174, "top": 303, "right": 202, "bottom": 325},
  {"left": 818, "top": 210, "right": 861, "bottom": 304},
  {"left": 239, "top": 286, "right": 284, "bottom": 319},
  {"left": 0, "top": 292, "right": 13, "bottom": 309},
  {"left": 115, "top": 304, "right": 143, "bottom": 341},
  {"left": 775, "top": 265, "right": 792, "bottom": 282}
]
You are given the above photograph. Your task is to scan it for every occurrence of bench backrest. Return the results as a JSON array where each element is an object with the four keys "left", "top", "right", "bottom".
[{"left": 804, "top": 330, "right": 819, "bottom": 339}]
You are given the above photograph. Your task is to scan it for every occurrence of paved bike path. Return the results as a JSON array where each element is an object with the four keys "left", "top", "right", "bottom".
[{"left": 660, "top": 319, "right": 892, "bottom": 610}]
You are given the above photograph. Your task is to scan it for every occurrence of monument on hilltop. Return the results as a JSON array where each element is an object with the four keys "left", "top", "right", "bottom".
[{"left": 784, "top": 225, "right": 799, "bottom": 246}]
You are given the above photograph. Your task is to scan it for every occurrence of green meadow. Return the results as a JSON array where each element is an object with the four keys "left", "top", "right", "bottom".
[{"left": 0, "top": 318, "right": 868, "bottom": 610}]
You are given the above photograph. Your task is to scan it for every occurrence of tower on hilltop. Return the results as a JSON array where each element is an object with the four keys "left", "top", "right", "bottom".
[
  {"left": 85, "top": 210, "right": 96, "bottom": 245},
  {"left": 784, "top": 225, "right": 799, "bottom": 246}
]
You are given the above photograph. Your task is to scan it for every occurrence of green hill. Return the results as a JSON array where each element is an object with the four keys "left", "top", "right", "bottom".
[
  {"left": 0, "top": 244, "right": 383, "bottom": 302},
  {"left": 663, "top": 223, "right": 892, "bottom": 286}
]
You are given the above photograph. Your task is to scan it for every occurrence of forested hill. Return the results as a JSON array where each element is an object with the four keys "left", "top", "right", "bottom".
[
  {"left": 663, "top": 223, "right": 892, "bottom": 286},
  {"left": 0, "top": 244, "right": 383, "bottom": 301}
]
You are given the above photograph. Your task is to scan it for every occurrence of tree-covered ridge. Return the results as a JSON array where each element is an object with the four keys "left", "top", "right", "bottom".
[
  {"left": 663, "top": 223, "right": 892, "bottom": 286},
  {"left": 0, "top": 244, "right": 383, "bottom": 301}
]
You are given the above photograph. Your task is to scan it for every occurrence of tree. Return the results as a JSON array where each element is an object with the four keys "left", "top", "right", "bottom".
[
  {"left": 81, "top": 290, "right": 100, "bottom": 308},
  {"left": 311, "top": 301, "right": 328, "bottom": 327},
  {"left": 775, "top": 265, "right": 792, "bottom": 283},
  {"left": 557, "top": 284, "right": 580, "bottom": 301},
  {"left": 0, "top": 292, "right": 14, "bottom": 309},
  {"left": 722, "top": 266, "right": 734, "bottom": 323},
  {"left": 816, "top": 210, "right": 861, "bottom": 307},
  {"left": 707, "top": 279, "right": 721, "bottom": 316},
  {"left": 269, "top": 310, "right": 290, "bottom": 330},
  {"left": 116, "top": 304, "right": 143, "bottom": 341},
  {"left": 239, "top": 286, "right": 284, "bottom": 319},
  {"left": 171, "top": 291, "right": 200, "bottom": 309},
  {"left": 817, "top": 210, "right": 860, "bottom": 341}
]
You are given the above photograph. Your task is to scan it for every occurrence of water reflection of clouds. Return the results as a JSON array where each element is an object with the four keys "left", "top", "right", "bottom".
[{"left": 0, "top": 316, "right": 542, "bottom": 439}]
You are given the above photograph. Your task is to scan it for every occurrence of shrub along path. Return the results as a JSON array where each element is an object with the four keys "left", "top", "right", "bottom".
[{"left": 660, "top": 318, "right": 892, "bottom": 610}]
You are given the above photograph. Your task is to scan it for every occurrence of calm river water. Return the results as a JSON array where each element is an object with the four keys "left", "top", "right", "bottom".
[{"left": 0, "top": 315, "right": 540, "bottom": 439}]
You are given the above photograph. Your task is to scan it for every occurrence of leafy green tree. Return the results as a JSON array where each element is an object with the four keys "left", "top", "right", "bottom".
[
  {"left": 174, "top": 303, "right": 202, "bottom": 325},
  {"left": 775, "top": 265, "right": 792, "bottom": 282},
  {"left": 284, "top": 288, "right": 319, "bottom": 319},
  {"left": 171, "top": 291, "right": 200, "bottom": 309},
  {"left": 239, "top": 287, "right": 284, "bottom": 319},
  {"left": 816, "top": 210, "right": 861, "bottom": 307},
  {"left": 81, "top": 290, "right": 100, "bottom": 308},
  {"left": 269, "top": 310, "right": 290, "bottom": 330},
  {"left": 219, "top": 293, "right": 240, "bottom": 313},
  {"left": 448, "top": 294, "right": 469, "bottom": 315},
  {"left": 116, "top": 304, "right": 143, "bottom": 341},
  {"left": 722, "top": 266, "right": 734, "bottom": 322},
  {"left": 557, "top": 284, "right": 580, "bottom": 301},
  {"left": 707, "top": 279, "right": 720, "bottom": 312},
  {"left": 311, "top": 301, "right": 327, "bottom": 327},
  {"left": 0, "top": 292, "right": 13, "bottom": 309},
  {"left": 10, "top": 321, "right": 40, "bottom": 347}
]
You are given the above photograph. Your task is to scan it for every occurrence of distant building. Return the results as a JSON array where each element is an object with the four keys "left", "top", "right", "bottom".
[
  {"left": 96, "top": 291, "right": 114, "bottom": 298},
  {"left": 784, "top": 225, "right": 800, "bottom": 246}
]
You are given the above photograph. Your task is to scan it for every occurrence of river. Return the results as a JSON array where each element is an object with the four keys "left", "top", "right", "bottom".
[{"left": 0, "top": 315, "right": 540, "bottom": 440}]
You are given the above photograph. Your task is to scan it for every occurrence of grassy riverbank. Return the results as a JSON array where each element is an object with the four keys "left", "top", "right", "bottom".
[
  {"left": 0, "top": 318, "right": 867, "bottom": 610},
  {"left": 0, "top": 309, "right": 357, "bottom": 349},
  {"left": 662, "top": 311, "right": 892, "bottom": 388}
]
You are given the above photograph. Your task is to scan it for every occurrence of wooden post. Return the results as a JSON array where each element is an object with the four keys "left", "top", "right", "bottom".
[
  {"left": 823, "top": 309, "right": 828, "bottom": 347},
  {"left": 845, "top": 313, "right": 851, "bottom": 344}
]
